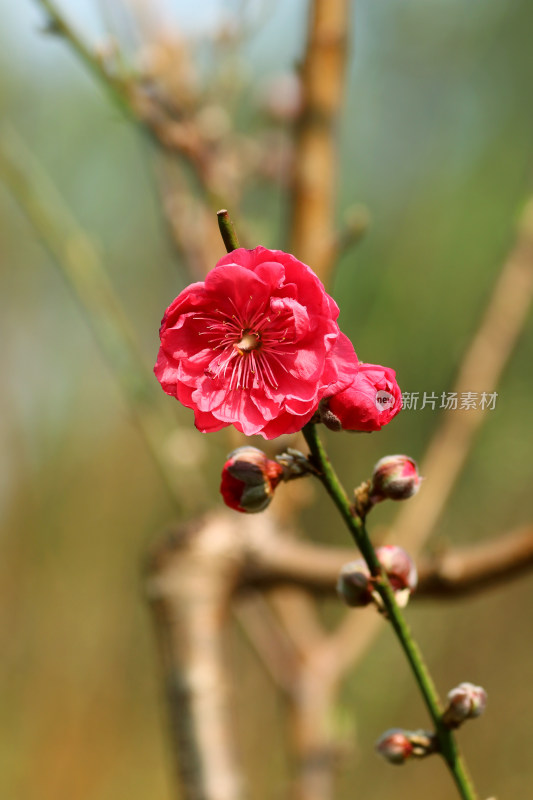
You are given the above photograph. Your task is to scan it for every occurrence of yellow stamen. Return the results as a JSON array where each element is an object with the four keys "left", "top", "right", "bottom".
[{"left": 234, "top": 332, "right": 260, "bottom": 354}]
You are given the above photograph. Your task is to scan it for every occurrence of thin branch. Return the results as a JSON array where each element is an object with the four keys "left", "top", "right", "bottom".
[
  {"left": 33, "top": 0, "right": 219, "bottom": 205},
  {"left": 393, "top": 197, "right": 533, "bottom": 555},
  {"left": 35, "top": 0, "right": 134, "bottom": 114},
  {"left": 301, "top": 424, "right": 479, "bottom": 800},
  {"left": 288, "top": 0, "right": 350, "bottom": 281},
  {"left": 416, "top": 525, "right": 533, "bottom": 598},
  {"left": 0, "top": 125, "right": 185, "bottom": 509}
]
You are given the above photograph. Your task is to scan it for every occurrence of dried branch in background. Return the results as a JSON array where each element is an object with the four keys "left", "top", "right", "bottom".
[
  {"left": 288, "top": 0, "right": 350, "bottom": 282},
  {"left": 0, "top": 125, "right": 191, "bottom": 510},
  {"left": 146, "top": 516, "right": 247, "bottom": 800},
  {"left": 416, "top": 524, "right": 533, "bottom": 597},
  {"left": 395, "top": 198, "right": 533, "bottom": 554}
]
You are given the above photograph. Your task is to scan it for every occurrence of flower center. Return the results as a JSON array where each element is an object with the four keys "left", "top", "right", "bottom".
[
  {"left": 234, "top": 331, "right": 260, "bottom": 354},
  {"left": 196, "top": 303, "right": 295, "bottom": 391}
]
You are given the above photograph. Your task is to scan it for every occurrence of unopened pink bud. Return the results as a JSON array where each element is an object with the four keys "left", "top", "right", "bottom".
[
  {"left": 220, "top": 446, "right": 283, "bottom": 513},
  {"left": 322, "top": 363, "right": 401, "bottom": 432},
  {"left": 375, "top": 729, "right": 414, "bottom": 765},
  {"left": 443, "top": 683, "right": 487, "bottom": 727},
  {"left": 371, "top": 455, "right": 420, "bottom": 502},
  {"left": 337, "top": 559, "right": 373, "bottom": 607},
  {"left": 375, "top": 545, "right": 418, "bottom": 607}
]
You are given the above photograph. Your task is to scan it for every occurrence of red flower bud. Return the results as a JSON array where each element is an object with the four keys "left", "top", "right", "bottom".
[
  {"left": 220, "top": 446, "right": 284, "bottom": 513},
  {"left": 375, "top": 729, "right": 414, "bottom": 764},
  {"left": 322, "top": 363, "right": 402, "bottom": 432},
  {"left": 443, "top": 683, "right": 487, "bottom": 728},
  {"left": 371, "top": 455, "right": 420, "bottom": 502}
]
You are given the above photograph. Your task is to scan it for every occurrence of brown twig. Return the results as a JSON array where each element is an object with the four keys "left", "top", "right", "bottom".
[
  {"left": 0, "top": 125, "right": 197, "bottom": 510},
  {"left": 393, "top": 197, "right": 533, "bottom": 555},
  {"left": 416, "top": 525, "right": 533, "bottom": 598},
  {"left": 233, "top": 592, "right": 300, "bottom": 694},
  {"left": 146, "top": 516, "right": 247, "bottom": 800},
  {"left": 34, "top": 0, "right": 222, "bottom": 206},
  {"left": 287, "top": 0, "right": 350, "bottom": 281}
]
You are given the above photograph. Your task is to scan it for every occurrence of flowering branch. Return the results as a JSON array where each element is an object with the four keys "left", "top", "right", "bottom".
[
  {"left": 17, "top": 0, "right": 528, "bottom": 796},
  {"left": 306, "top": 196, "right": 533, "bottom": 703},
  {"left": 301, "top": 422, "right": 479, "bottom": 800}
]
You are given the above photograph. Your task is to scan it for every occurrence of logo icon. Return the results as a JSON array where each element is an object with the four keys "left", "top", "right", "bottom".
[{"left": 375, "top": 390, "right": 395, "bottom": 411}]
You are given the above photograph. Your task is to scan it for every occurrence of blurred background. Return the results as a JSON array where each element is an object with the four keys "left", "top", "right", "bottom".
[{"left": 1, "top": 1, "right": 533, "bottom": 799}]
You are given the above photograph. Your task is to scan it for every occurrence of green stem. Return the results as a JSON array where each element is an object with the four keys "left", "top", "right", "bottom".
[
  {"left": 301, "top": 422, "right": 479, "bottom": 800},
  {"left": 217, "top": 209, "right": 240, "bottom": 253}
]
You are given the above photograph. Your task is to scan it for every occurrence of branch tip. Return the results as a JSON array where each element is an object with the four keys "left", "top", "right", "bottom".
[{"left": 217, "top": 209, "right": 240, "bottom": 253}]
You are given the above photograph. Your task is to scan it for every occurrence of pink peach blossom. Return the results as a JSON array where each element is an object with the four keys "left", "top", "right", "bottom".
[{"left": 155, "top": 247, "right": 357, "bottom": 438}]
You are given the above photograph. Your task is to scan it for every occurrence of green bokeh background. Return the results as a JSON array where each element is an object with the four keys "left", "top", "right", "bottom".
[{"left": 1, "top": 1, "right": 533, "bottom": 799}]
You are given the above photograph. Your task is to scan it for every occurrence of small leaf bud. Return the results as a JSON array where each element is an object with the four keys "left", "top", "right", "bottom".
[{"left": 275, "top": 448, "right": 315, "bottom": 480}]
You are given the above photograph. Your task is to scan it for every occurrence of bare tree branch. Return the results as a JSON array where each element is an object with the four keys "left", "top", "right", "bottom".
[
  {"left": 146, "top": 516, "right": 248, "bottom": 800},
  {"left": 416, "top": 525, "right": 533, "bottom": 598},
  {"left": 288, "top": 0, "right": 351, "bottom": 281},
  {"left": 0, "top": 125, "right": 195, "bottom": 510},
  {"left": 393, "top": 198, "right": 533, "bottom": 555}
]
